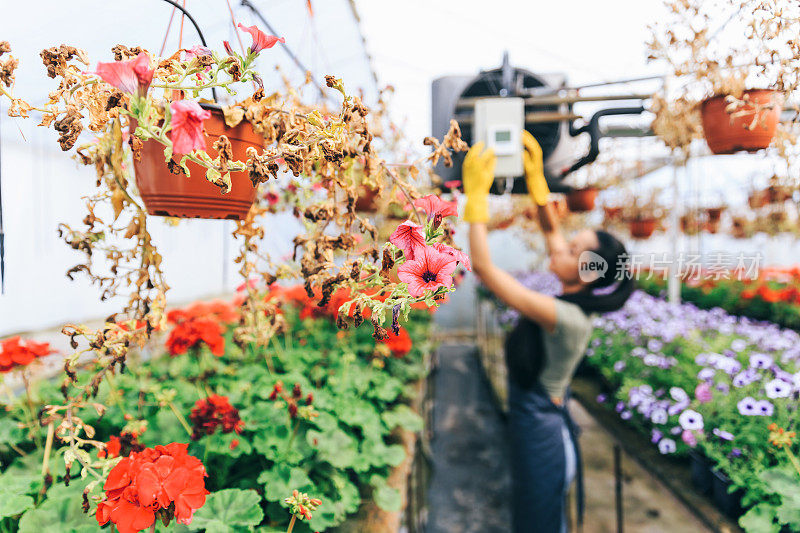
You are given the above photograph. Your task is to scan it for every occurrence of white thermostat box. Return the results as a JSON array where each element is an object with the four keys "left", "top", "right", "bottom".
[{"left": 473, "top": 97, "right": 524, "bottom": 178}]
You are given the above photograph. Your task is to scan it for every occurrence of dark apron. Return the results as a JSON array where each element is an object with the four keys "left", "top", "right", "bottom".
[{"left": 508, "top": 380, "right": 583, "bottom": 533}]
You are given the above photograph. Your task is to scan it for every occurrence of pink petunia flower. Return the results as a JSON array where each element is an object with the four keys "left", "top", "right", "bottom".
[
  {"left": 390, "top": 220, "right": 426, "bottom": 261},
  {"left": 413, "top": 195, "right": 458, "bottom": 220},
  {"left": 432, "top": 242, "right": 471, "bottom": 272},
  {"left": 397, "top": 246, "right": 457, "bottom": 297},
  {"left": 95, "top": 52, "right": 154, "bottom": 96},
  {"left": 183, "top": 46, "right": 212, "bottom": 60},
  {"left": 237, "top": 23, "right": 285, "bottom": 55},
  {"left": 169, "top": 100, "right": 211, "bottom": 155}
]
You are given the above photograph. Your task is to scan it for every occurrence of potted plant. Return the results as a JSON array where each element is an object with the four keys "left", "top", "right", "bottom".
[
  {"left": 648, "top": 0, "right": 800, "bottom": 156},
  {"left": 90, "top": 34, "right": 282, "bottom": 219},
  {"left": 625, "top": 194, "right": 663, "bottom": 239},
  {"left": 565, "top": 187, "right": 599, "bottom": 213}
]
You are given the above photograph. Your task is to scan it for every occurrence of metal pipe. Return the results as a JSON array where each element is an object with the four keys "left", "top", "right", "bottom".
[
  {"left": 156, "top": 0, "right": 218, "bottom": 102},
  {"left": 456, "top": 92, "right": 653, "bottom": 110},
  {"left": 614, "top": 444, "right": 624, "bottom": 533},
  {"left": 452, "top": 111, "right": 582, "bottom": 125},
  {"left": 240, "top": 0, "right": 328, "bottom": 100}
]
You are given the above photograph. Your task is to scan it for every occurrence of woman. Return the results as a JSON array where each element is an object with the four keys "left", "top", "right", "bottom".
[{"left": 462, "top": 132, "right": 634, "bottom": 533}]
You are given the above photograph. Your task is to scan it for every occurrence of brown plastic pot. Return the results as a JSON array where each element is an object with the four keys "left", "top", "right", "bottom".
[
  {"left": 603, "top": 206, "right": 623, "bottom": 221},
  {"left": 354, "top": 186, "right": 379, "bottom": 212},
  {"left": 629, "top": 218, "right": 657, "bottom": 239},
  {"left": 706, "top": 207, "right": 724, "bottom": 222},
  {"left": 133, "top": 103, "right": 261, "bottom": 220},
  {"left": 565, "top": 187, "right": 598, "bottom": 212},
  {"left": 700, "top": 89, "right": 780, "bottom": 155}
]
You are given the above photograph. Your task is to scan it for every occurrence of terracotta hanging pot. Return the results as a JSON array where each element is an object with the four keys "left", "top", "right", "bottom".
[
  {"left": 706, "top": 207, "right": 725, "bottom": 222},
  {"left": 629, "top": 217, "right": 657, "bottom": 239},
  {"left": 603, "top": 206, "right": 623, "bottom": 221},
  {"left": 354, "top": 186, "right": 380, "bottom": 212},
  {"left": 565, "top": 187, "right": 598, "bottom": 213},
  {"left": 700, "top": 89, "right": 780, "bottom": 155},
  {"left": 748, "top": 190, "right": 769, "bottom": 209},
  {"left": 133, "top": 103, "right": 261, "bottom": 220}
]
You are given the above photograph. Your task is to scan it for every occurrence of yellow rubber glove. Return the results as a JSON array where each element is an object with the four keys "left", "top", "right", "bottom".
[
  {"left": 462, "top": 142, "right": 496, "bottom": 223},
  {"left": 522, "top": 130, "right": 550, "bottom": 206}
]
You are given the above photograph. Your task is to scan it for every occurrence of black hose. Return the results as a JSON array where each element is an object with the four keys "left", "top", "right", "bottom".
[{"left": 156, "top": 0, "right": 218, "bottom": 102}]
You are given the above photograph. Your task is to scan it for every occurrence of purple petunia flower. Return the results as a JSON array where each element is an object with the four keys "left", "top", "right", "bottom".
[
  {"left": 712, "top": 428, "right": 734, "bottom": 441},
  {"left": 697, "top": 368, "right": 716, "bottom": 381},
  {"left": 750, "top": 353, "right": 774, "bottom": 369},
  {"left": 730, "top": 339, "right": 747, "bottom": 352},
  {"left": 756, "top": 400, "right": 774, "bottom": 416},
  {"left": 669, "top": 387, "right": 688, "bottom": 402},
  {"left": 650, "top": 408, "right": 668, "bottom": 425},
  {"left": 729, "top": 448, "right": 742, "bottom": 458},
  {"left": 615, "top": 401, "right": 625, "bottom": 413},
  {"left": 620, "top": 410, "right": 632, "bottom": 420},
  {"left": 737, "top": 396, "right": 758, "bottom": 416},
  {"left": 613, "top": 361, "right": 626, "bottom": 372},
  {"left": 658, "top": 438, "right": 677, "bottom": 454},
  {"left": 651, "top": 429, "right": 663, "bottom": 443},
  {"left": 678, "top": 409, "right": 704, "bottom": 431},
  {"left": 596, "top": 394, "right": 608, "bottom": 403},
  {"left": 647, "top": 339, "right": 663, "bottom": 352},
  {"left": 765, "top": 379, "right": 791, "bottom": 399}
]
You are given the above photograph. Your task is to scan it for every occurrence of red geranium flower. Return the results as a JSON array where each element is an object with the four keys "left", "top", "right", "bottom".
[
  {"left": 95, "top": 443, "right": 208, "bottom": 533},
  {"left": 390, "top": 220, "right": 426, "bottom": 261},
  {"left": 381, "top": 326, "right": 412, "bottom": 357},
  {"left": 397, "top": 246, "right": 457, "bottom": 297},
  {"left": 0, "top": 337, "right": 53, "bottom": 373},
  {"left": 169, "top": 100, "right": 211, "bottom": 155},
  {"left": 98, "top": 431, "right": 145, "bottom": 459},
  {"left": 189, "top": 394, "right": 244, "bottom": 440},
  {"left": 413, "top": 195, "right": 458, "bottom": 220},
  {"left": 165, "top": 317, "right": 225, "bottom": 356},
  {"left": 237, "top": 23, "right": 285, "bottom": 54},
  {"left": 95, "top": 52, "right": 154, "bottom": 96}
]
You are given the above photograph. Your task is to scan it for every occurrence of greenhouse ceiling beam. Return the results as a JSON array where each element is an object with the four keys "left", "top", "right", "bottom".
[{"left": 240, "top": 0, "right": 327, "bottom": 100}]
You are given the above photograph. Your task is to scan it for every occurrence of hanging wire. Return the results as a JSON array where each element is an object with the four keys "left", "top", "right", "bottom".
[
  {"left": 0, "top": 102, "right": 4, "bottom": 294},
  {"left": 156, "top": 0, "right": 218, "bottom": 101},
  {"left": 158, "top": 5, "right": 178, "bottom": 57}
]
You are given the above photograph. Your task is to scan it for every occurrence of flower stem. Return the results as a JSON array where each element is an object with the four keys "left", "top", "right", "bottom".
[
  {"left": 41, "top": 422, "right": 55, "bottom": 477},
  {"left": 286, "top": 515, "right": 297, "bottom": 533},
  {"left": 168, "top": 401, "right": 193, "bottom": 438}
]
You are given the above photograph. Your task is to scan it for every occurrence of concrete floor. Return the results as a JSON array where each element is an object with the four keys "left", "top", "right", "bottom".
[{"left": 427, "top": 344, "right": 710, "bottom": 533}]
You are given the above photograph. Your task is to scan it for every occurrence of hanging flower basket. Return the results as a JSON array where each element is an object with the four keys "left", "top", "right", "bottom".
[
  {"left": 705, "top": 207, "right": 725, "bottom": 222},
  {"left": 133, "top": 103, "right": 261, "bottom": 220},
  {"left": 700, "top": 89, "right": 780, "bottom": 155},
  {"left": 354, "top": 185, "right": 380, "bottom": 212},
  {"left": 629, "top": 217, "right": 657, "bottom": 239},
  {"left": 565, "top": 187, "right": 598, "bottom": 213},
  {"left": 603, "top": 205, "right": 623, "bottom": 222}
]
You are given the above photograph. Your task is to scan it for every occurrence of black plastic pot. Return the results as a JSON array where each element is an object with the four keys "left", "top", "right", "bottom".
[
  {"left": 689, "top": 450, "right": 713, "bottom": 495},
  {"left": 711, "top": 469, "right": 744, "bottom": 519}
]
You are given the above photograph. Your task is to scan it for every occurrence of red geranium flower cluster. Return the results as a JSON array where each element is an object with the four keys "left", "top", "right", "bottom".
[
  {"left": 167, "top": 300, "right": 238, "bottom": 325},
  {"left": 95, "top": 443, "right": 208, "bottom": 533},
  {"left": 98, "top": 431, "right": 145, "bottom": 459},
  {"left": 380, "top": 326, "right": 413, "bottom": 357},
  {"left": 189, "top": 394, "right": 244, "bottom": 441},
  {"left": 166, "top": 317, "right": 225, "bottom": 357},
  {"left": 0, "top": 336, "right": 52, "bottom": 373},
  {"left": 268, "top": 381, "right": 316, "bottom": 420}
]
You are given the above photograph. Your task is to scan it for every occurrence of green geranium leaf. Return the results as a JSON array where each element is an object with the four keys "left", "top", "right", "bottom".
[
  {"left": 258, "top": 464, "right": 314, "bottom": 502},
  {"left": 738, "top": 503, "right": 780, "bottom": 533},
  {"left": 0, "top": 494, "right": 34, "bottom": 519},
  {"left": 373, "top": 482, "right": 402, "bottom": 512},
  {"left": 186, "top": 489, "right": 263, "bottom": 532},
  {"left": 18, "top": 487, "right": 100, "bottom": 533},
  {"left": 306, "top": 428, "right": 358, "bottom": 469},
  {"left": 382, "top": 405, "right": 423, "bottom": 433}
]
